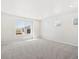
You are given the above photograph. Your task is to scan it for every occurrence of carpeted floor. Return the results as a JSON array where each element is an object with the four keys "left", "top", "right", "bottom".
[{"left": 1, "top": 39, "right": 78, "bottom": 59}]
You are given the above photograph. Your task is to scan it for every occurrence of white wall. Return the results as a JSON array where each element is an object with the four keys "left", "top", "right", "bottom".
[
  {"left": 1, "top": 12, "right": 16, "bottom": 45},
  {"left": 41, "top": 12, "right": 78, "bottom": 46},
  {"left": 1, "top": 12, "right": 41, "bottom": 45},
  {"left": 33, "top": 20, "right": 41, "bottom": 38}
]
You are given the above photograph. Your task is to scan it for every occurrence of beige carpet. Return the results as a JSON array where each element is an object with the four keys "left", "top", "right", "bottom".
[{"left": 2, "top": 39, "right": 78, "bottom": 59}]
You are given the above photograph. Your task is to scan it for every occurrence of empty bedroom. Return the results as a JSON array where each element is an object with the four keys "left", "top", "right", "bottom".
[{"left": 1, "top": 0, "right": 78, "bottom": 59}]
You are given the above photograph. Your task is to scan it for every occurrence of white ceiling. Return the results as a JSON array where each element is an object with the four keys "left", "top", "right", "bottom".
[{"left": 1, "top": 0, "right": 78, "bottom": 20}]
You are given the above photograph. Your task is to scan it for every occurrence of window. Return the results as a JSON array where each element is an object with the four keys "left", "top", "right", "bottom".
[{"left": 16, "top": 20, "right": 33, "bottom": 39}]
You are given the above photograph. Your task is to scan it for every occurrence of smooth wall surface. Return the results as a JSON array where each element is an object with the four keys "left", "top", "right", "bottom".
[
  {"left": 41, "top": 12, "right": 78, "bottom": 46},
  {"left": 1, "top": 12, "right": 16, "bottom": 45},
  {"left": 1, "top": 12, "right": 40, "bottom": 45},
  {"left": 33, "top": 20, "right": 41, "bottom": 38}
]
